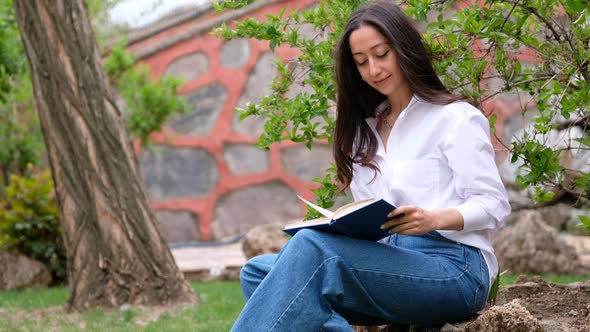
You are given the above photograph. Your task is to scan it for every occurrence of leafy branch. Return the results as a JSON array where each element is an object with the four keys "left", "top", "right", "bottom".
[{"left": 213, "top": 0, "right": 590, "bottom": 216}]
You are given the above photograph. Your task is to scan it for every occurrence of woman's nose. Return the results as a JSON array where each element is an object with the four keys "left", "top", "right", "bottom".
[{"left": 368, "top": 59, "right": 381, "bottom": 77}]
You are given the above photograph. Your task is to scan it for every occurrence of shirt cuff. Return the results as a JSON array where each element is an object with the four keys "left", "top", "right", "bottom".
[{"left": 456, "top": 200, "right": 491, "bottom": 232}]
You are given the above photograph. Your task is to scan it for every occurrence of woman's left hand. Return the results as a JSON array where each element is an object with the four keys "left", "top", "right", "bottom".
[
  {"left": 380, "top": 206, "right": 464, "bottom": 235},
  {"left": 380, "top": 205, "right": 438, "bottom": 235}
]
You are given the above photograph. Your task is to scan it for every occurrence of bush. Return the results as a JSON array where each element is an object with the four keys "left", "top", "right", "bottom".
[{"left": 0, "top": 169, "right": 66, "bottom": 284}]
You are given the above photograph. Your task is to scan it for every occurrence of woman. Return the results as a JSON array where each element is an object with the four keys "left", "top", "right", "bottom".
[{"left": 231, "top": 1, "right": 510, "bottom": 330}]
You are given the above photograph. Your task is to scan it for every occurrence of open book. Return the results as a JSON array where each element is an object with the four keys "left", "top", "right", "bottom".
[{"left": 283, "top": 196, "right": 396, "bottom": 241}]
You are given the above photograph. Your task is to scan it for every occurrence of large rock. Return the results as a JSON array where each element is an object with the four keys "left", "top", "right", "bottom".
[
  {"left": 535, "top": 203, "right": 576, "bottom": 230},
  {"left": 505, "top": 203, "right": 572, "bottom": 230},
  {"left": 0, "top": 252, "right": 52, "bottom": 290},
  {"left": 493, "top": 210, "right": 585, "bottom": 274},
  {"left": 504, "top": 186, "right": 534, "bottom": 211},
  {"left": 241, "top": 223, "right": 289, "bottom": 260},
  {"left": 563, "top": 235, "right": 590, "bottom": 268}
]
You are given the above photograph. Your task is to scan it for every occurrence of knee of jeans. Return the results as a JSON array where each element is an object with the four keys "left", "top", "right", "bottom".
[
  {"left": 281, "top": 229, "right": 332, "bottom": 265},
  {"left": 240, "top": 257, "right": 260, "bottom": 278},
  {"left": 239, "top": 263, "right": 251, "bottom": 282},
  {"left": 290, "top": 228, "right": 323, "bottom": 245},
  {"left": 239, "top": 262, "right": 260, "bottom": 300}
]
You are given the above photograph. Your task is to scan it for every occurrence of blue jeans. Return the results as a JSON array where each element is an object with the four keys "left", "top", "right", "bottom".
[{"left": 231, "top": 229, "right": 489, "bottom": 331}]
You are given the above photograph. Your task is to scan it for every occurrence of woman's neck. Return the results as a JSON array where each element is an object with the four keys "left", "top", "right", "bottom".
[{"left": 387, "top": 89, "right": 413, "bottom": 116}]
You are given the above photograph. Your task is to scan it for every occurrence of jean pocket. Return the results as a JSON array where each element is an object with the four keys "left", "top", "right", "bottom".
[
  {"left": 460, "top": 249, "right": 489, "bottom": 314},
  {"left": 470, "top": 282, "right": 487, "bottom": 314},
  {"left": 473, "top": 251, "right": 490, "bottom": 313}
]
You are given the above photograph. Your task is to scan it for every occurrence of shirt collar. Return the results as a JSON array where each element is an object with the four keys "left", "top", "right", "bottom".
[{"left": 366, "top": 94, "right": 421, "bottom": 129}]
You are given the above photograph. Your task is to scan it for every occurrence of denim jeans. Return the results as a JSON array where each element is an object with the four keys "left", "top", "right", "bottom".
[{"left": 231, "top": 229, "right": 489, "bottom": 331}]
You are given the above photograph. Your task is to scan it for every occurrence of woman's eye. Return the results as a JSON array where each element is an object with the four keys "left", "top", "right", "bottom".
[
  {"left": 356, "top": 61, "right": 367, "bottom": 66},
  {"left": 377, "top": 51, "right": 389, "bottom": 58}
]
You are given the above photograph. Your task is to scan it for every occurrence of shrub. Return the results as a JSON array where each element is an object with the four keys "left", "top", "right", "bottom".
[{"left": 0, "top": 169, "right": 66, "bottom": 284}]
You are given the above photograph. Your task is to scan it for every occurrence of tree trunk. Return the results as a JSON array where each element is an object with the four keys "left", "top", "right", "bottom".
[{"left": 13, "top": 1, "right": 198, "bottom": 310}]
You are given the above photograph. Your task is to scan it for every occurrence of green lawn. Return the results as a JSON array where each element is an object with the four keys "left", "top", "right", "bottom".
[
  {"left": 0, "top": 281, "right": 245, "bottom": 332},
  {"left": 1, "top": 274, "right": 589, "bottom": 331},
  {"left": 499, "top": 273, "right": 590, "bottom": 286}
]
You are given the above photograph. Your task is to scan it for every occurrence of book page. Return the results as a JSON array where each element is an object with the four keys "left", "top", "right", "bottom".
[
  {"left": 284, "top": 217, "right": 330, "bottom": 230},
  {"left": 297, "top": 195, "right": 334, "bottom": 219},
  {"left": 333, "top": 198, "right": 377, "bottom": 219}
]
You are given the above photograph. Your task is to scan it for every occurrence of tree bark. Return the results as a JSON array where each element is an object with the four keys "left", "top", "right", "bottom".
[{"left": 13, "top": 1, "right": 197, "bottom": 310}]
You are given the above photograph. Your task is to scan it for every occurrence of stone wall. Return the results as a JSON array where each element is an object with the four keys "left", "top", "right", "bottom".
[{"left": 123, "top": 0, "right": 323, "bottom": 242}]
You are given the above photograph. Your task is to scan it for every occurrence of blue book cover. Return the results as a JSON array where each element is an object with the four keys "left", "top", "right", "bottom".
[{"left": 283, "top": 196, "right": 396, "bottom": 241}]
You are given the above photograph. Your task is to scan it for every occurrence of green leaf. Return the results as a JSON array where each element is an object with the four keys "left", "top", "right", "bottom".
[
  {"left": 574, "top": 136, "right": 590, "bottom": 147},
  {"left": 488, "top": 113, "right": 497, "bottom": 134},
  {"left": 269, "top": 39, "right": 277, "bottom": 52},
  {"left": 565, "top": 0, "right": 588, "bottom": 12},
  {"left": 579, "top": 215, "right": 590, "bottom": 230}
]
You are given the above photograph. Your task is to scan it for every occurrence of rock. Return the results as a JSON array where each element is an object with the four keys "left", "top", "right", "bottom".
[
  {"left": 506, "top": 204, "right": 588, "bottom": 233},
  {"left": 533, "top": 203, "right": 572, "bottom": 230},
  {"left": 462, "top": 299, "right": 543, "bottom": 332},
  {"left": 562, "top": 234, "right": 590, "bottom": 269},
  {"left": 493, "top": 209, "right": 586, "bottom": 274},
  {"left": 504, "top": 187, "right": 534, "bottom": 212},
  {"left": 241, "top": 223, "right": 289, "bottom": 260},
  {"left": 0, "top": 252, "right": 52, "bottom": 290},
  {"left": 565, "top": 208, "right": 590, "bottom": 236},
  {"left": 537, "top": 203, "right": 572, "bottom": 231}
]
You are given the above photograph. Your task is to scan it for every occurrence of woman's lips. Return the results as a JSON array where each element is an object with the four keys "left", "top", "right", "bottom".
[{"left": 373, "top": 75, "right": 390, "bottom": 85}]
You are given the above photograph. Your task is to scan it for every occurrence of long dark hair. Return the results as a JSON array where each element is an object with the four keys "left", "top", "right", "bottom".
[{"left": 333, "top": 0, "right": 470, "bottom": 192}]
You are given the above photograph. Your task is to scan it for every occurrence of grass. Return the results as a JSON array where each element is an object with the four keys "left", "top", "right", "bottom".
[
  {"left": 1, "top": 274, "right": 589, "bottom": 331},
  {"left": 500, "top": 273, "right": 590, "bottom": 286},
  {"left": 0, "top": 281, "right": 245, "bottom": 332}
]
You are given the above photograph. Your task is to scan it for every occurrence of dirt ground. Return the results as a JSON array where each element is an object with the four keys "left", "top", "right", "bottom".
[
  {"left": 498, "top": 275, "right": 590, "bottom": 332},
  {"left": 353, "top": 275, "right": 590, "bottom": 332}
]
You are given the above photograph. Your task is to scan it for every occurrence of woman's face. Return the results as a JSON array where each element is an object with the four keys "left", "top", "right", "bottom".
[{"left": 349, "top": 24, "right": 409, "bottom": 98}]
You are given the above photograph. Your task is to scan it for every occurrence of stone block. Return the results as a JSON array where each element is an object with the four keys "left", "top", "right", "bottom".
[
  {"left": 281, "top": 144, "right": 332, "bottom": 183},
  {"left": 212, "top": 181, "right": 302, "bottom": 239},
  {"left": 155, "top": 209, "right": 200, "bottom": 243},
  {"left": 220, "top": 38, "right": 250, "bottom": 68},
  {"left": 140, "top": 146, "right": 218, "bottom": 200},
  {"left": 223, "top": 143, "right": 270, "bottom": 175},
  {"left": 167, "top": 83, "right": 227, "bottom": 135},
  {"left": 233, "top": 52, "right": 278, "bottom": 136},
  {"left": 163, "top": 52, "right": 209, "bottom": 82}
]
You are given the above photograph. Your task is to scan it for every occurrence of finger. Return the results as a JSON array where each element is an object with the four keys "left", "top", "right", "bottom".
[
  {"left": 382, "top": 208, "right": 420, "bottom": 229},
  {"left": 388, "top": 220, "right": 419, "bottom": 234},
  {"left": 387, "top": 205, "right": 417, "bottom": 218},
  {"left": 381, "top": 213, "right": 413, "bottom": 230}
]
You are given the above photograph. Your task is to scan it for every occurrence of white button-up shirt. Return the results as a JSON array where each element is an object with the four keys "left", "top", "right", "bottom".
[{"left": 350, "top": 96, "right": 511, "bottom": 285}]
